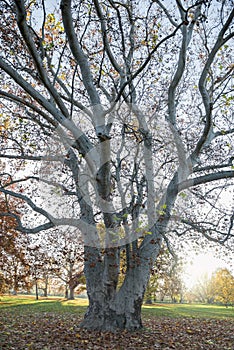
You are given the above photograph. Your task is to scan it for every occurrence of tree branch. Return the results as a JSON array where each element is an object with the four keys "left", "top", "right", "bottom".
[
  {"left": 179, "top": 171, "right": 234, "bottom": 191},
  {"left": 180, "top": 218, "right": 232, "bottom": 244},
  {"left": 60, "top": 0, "right": 100, "bottom": 106},
  {"left": 93, "top": 0, "right": 123, "bottom": 75},
  {"left": 191, "top": 8, "right": 234, "bottom": 160},
  {"left": 114, "top": 22, "right": 184, "bottom": 103},
  {"left": 14, "top": 0, "right": 71, "bottom": 119}
]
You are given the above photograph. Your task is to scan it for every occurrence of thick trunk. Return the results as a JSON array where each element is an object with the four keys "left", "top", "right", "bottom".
[
  {"left": 68, "top": 271, "right": 83, "bottom": 300},
  {"left": 81, "top": 217, "right": 166, "bottom": 331},
  {"left": 80, "top": 287, "right": 143, "bottom": 331},
  {"left": 81, "top": 260, "right": 151, "bottom": 331}
]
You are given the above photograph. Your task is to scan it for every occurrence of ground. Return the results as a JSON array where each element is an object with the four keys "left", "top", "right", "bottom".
[{"left": 0, "top": 297, "right": 233, "bottom": 349}]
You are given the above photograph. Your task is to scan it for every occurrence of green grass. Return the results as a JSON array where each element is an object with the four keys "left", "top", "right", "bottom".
[
  {"left": 142, "top": 302, "right": 234, "bottom": 319},
  {"left": 0, "top": 295, "right": 233, "bottom": 319},
  {"left": 0, "top": 295, "right": 88, "bottom": 314}
]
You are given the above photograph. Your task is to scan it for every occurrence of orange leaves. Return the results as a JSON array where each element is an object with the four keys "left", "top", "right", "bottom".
[
  {"left": 39, "top": 13, "right": 65, "bottom": 51},
  {"left": 0, "top": 310, "right": 234, "bottom": 349},
  {"left": 0, "top": 114, "right": 11, "bottom": 139},
  {"left": 0, "top": 189, "right": 24, "bottom": 241}
]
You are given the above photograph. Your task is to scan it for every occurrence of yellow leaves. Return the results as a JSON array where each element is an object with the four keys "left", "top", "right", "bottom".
[
  {"left": 26, "top": 11, "right": 31, "bottom": 22},
  {"left": 46, "top": 13, "right": 56, "bottom": 25},
  {"left": 188, "top": 12, "right": 195, "bottom": 20},
  {"left": 4, "top": 117, "right": 10, "bottom": 129},
  {"left": 58, "top": 72, "right": 67, "bottom": 81},
  {"left": 211, "top": 268, "right": 234, "bottom": 306},
  {"left": 141, "top": 39, "right": 147, "bottom": 46},
  {"left": 0, "top": 115, "right": 10, "bottom": 134},
  {"left": 41, "top": 13, "right": 64, "bottom": 50},
  {"left": 26, "top": 0, "right": 36, "bottom": 22},
  {"left": 55, "top": 22, "right": 64, "bottom": 33},
  {"left": 186, "top": 328, "right": 195, "bottom": 334},
  {"left": 45, "top": 13, "right": 64, "bottom": 33},
  {"left": 75, "top": 334, "right": 90, "bottom": 344}
]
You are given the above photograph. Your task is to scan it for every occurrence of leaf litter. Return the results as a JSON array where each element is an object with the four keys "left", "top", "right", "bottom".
[{"left": 0, "top": 311, "right": 233, "bottom": 349}]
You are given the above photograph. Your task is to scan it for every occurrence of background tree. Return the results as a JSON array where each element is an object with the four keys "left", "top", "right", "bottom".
[
  {"left": 0, "top": 191, "right": 30, "bottom": 294},
  {"left": 211, "top": 268, "right": 234, "bottom": 307},
  {"left": 49, "top": 228, "right": 84, "bottom": 300},
  {"left": 26, "top": 241, "right": 60, "bottom": 299},
  {"left": 0, "top": 0, "right": 234, "bottom": 330},
  {"left": 191, "top": 273, "right": 214, "bottom": 304},
  {"left": 145, "top": 247, "right": 185, "bottom": 303}
]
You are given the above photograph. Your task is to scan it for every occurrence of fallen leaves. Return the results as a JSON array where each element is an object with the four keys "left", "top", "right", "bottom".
[{"left": 0, "top": 310, "right": 233, "bottom": 349}]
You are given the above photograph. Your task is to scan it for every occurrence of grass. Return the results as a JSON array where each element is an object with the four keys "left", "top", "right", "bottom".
[
  {"left": 1, "top": 296, "right": 233, "bottom": 349},
  {"left": 142, "top": 302, "right": 234, "bottom": 319},
  {"left": 0, "top": 295, "right": 233, "bottom": 319},
  {"left": 0, "top": 295, "right": 88, "bottom": 314}
]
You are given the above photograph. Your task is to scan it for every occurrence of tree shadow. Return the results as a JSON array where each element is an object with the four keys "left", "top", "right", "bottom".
[{"left": 0, "top": 299, "right": 87, "bottom": 314}]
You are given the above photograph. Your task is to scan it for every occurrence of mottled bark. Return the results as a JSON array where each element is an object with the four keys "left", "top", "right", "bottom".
[{"left": 81, "top": 268, "right": 146, "bottom": 331}]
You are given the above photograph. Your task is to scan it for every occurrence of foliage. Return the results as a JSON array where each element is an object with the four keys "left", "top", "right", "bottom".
[
  {"left": 145, "top": 246, "right": 185, "bottom": 303},
  {"left": 26, "top": 229, "right": 84, "bottom": 300},
  {"left": 211, "top": 268, "right": 234, "bottom": 306},
  {"left": 48, "top": 229, "right": 84, "bottom": 300},
  {"left": 190, "top": 268, "right": 234, "bottom": 306},
  {"left": 190, "top": 272, "right": 215, "bottom": 304},
  {"left": 0, "top": 194, "right": 31, "bottom": 294}
]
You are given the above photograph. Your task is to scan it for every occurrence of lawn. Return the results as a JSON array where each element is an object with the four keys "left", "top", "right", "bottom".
[
  {"left": 0, "top": 295, "right": 233, "bottom": 349},
  {"left": 143, "top": 302, "right": 234, "bottom": 319}
]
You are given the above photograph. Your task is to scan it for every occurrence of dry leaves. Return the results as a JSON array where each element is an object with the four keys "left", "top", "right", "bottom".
[{"left": 0, "top": 311, "right": 233, "bottom": 349}]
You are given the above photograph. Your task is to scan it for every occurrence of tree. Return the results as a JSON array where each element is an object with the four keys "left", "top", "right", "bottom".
[
  {"left": 0, "top": 0, "right": 234, "bottom": 330},
  {"left": 0, "top": 191, "right": 30, "bottom": 294},
  {"left": 26, "top": 241, "right": 59, "bottom": 299},
  {"left": 48, "top": 228, "right": 84, "bottom": 300},
  {"left": 191, "top": 273, "right": 214, "bottom": 304},
  {"left": 145, "top": 247, "right": 185, "bottom": 303},
  {"left": 211, "top": 268, "right": 234, "bottom": 306}
]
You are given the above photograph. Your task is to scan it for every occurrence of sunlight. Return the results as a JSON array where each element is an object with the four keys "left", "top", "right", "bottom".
[{"left": 183, "top": 252, "right": 226, "bottom": 289}]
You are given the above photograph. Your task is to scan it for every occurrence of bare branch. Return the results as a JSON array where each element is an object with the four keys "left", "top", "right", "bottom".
[
  {"left": 191, "top": 8, "right": 234, "bottom": 160},
  {"left": 153, "top": 0, "right": 179, "bottom": 28},
  {"left": 13, "top": 0, "right": 71, "bottom": 119},
  {"left": 93, "top": 0, "right": 123, "bottom": 75},
  {"left": 60, "top": 0, "right": 101, "bottom": 106},
  {"left": 180, "top": 218, "right": 228, "bottom": 244},
  {"left": 179, "top": 171, "right": 234, "bottom": 191}
]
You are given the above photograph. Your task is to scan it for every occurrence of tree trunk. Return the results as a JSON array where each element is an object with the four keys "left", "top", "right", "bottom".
[
  {"left": 65, "top": 286, "right": 68, "bottom": 299},
  {"left": 81, "top": 254, "right": 152, "bottom": 331},
  {"left": 13, "top": 270, "right": 18, "bottom": 295},
  {"left": 81, "top": 218, "right": 165, "bottom": 331},
  {"left": 35, "top": 279, "right": 39, "bottom": 300},
  {"left": 43, "top": 275, "right": 48, "bottom": 297},
  {"left": 69, "top": 286, "right": 75, "bottom": 300},
  {"left": 81, "top": 295, "right": 143, "bottom": 331},
  {"left": 68, "top": 271, "right": 83, "bottom": 300}
]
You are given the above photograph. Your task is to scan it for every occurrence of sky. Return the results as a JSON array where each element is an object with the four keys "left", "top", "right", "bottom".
[{"left": 182, "top": 247, "right": 234, "bottom": 289}]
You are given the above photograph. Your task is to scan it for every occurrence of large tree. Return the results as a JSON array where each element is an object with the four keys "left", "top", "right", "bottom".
[{"left": 0, "top": 0, "right": 233, "bottom": 330}]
